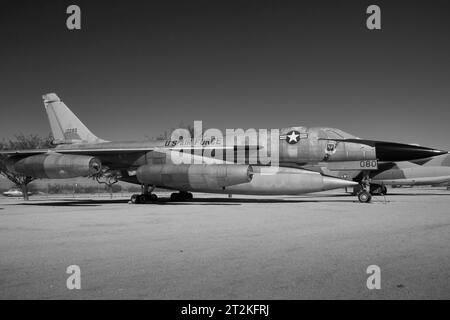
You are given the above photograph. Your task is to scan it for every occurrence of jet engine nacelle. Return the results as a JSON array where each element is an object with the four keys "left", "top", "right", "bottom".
[
  {"left": 6, "top": 153, "right": 102, "bottom": 179},
  {"left": 136, "top": 164, "right": 253, "bottom": 190}
]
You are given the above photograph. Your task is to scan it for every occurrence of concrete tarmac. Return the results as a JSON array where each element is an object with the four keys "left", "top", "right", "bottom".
[{"left": 0, "top": 188, "right": 449, "bottom": 299}]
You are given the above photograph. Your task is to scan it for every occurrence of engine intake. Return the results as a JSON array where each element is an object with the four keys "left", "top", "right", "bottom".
[
  {"left": 7, "top": 153, "right": 102, "bottom": 179},
  {"left": 136, "top": 164, "right": 253, "bottom": 190}
]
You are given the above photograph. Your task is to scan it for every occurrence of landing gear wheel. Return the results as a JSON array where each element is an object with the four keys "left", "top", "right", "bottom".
[
  {"left": 358, "top": 190, "right": 372, "bottom": 203},
  {"left": 170, "top": 193, "right": 185, "bottom": 201},
  {"left": 130, "top": 193, "right": 157, "bottom": 204},
  {"left": 170, "top": 192, "right": 193, "bottom": 201},
  {"left": 138, "top": 194, "right": 148, "bottom": 203},
  {"left": 381, "top": 185, "right": 387, "bottom": 195},
  {"left": 130, "top": 194, "right": 140, "bottom": 204}
]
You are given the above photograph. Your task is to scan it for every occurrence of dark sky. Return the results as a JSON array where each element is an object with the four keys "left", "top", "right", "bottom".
[{"left": 1, "top": 0, "right": 449, "bottom": 149}]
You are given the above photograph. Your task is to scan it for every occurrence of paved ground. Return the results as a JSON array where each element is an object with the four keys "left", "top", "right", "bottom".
[{"left": 0, "top": 188, "right": 449, "bottom": 299}]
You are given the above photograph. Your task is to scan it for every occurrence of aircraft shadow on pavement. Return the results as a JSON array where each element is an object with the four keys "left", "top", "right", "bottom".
[
  {"left": 129, "top": 196, "right": 356, "bottom": 205},
  {"left": 157, "top": 192, "right": 449, "bottom": 205},
  {"left": 12, "top": 191, "right": 449, "bottom": 206},
  {"left": 10, "top": 196, "right": 358, "bottom": 206},
  {"left": 15, "top": 199, "right": 129, "bottom": 207},
  {"left": 386, "top": 192, "right": 450, "bottom": 197}
]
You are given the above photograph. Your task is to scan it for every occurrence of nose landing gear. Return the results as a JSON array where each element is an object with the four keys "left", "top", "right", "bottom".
[
  {"left": 356, "top": 174, "right": 373, "bottom": 203},
  {"left": 357, "top": 190, "right": 372, "bottom": 203}
]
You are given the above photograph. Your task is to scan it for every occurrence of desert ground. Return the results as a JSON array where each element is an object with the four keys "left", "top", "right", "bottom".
[{"left": 0, "top": 188, "right": 449, "bottom": 299}]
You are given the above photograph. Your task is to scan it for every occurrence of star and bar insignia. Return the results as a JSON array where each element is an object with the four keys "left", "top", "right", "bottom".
[{"left": 279, "top": 130, "right": 308, "bottom": 144}]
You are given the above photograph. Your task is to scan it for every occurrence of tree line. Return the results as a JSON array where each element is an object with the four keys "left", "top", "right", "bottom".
[{"left": 0, "top": 134, "right": 54, "bottom": 200}]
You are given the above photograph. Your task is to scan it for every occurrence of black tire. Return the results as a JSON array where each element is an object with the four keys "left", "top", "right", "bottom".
[
  {"left": 358, "top": 191, "right": 372, "bottom": 203},
  {"left": 150, "top": 194, "right": 158, "bottom": 201},
  {"left": 171, "top": 192, "right": 192, "bottom": 201},
  {"left": 131, "top": 194, "right": 139, "bottom": 204},
  {"left": 381, "top": 185, "right": 387, "bottom": 195},
  {"left": 138, "top": 195, "right": 147, "bottom": 204}
]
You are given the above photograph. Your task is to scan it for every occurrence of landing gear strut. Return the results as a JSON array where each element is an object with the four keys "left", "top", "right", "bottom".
[
  {"left": 350, "top": 175, "right": 388, "bottom": 203},
  {"left": 170, "top": 191, "right": 193, "bottom": 202},
  {"left": 130, "top": 184, "right": 158, "bottom": 204},
  {"left": 357, "top": 173, "right": 372, "bottom": 203}
]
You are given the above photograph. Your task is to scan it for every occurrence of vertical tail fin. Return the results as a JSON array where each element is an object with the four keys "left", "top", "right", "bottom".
[{"left": 42, "top": 93, "right": 107, "bottom": 144}]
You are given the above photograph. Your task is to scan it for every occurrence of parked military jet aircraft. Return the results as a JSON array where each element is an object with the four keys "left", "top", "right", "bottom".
[
  {"left": 369, "top": 160, "right": 450, "bottom": 193},
  {"left": 309, "top": 153, "right": 450, "bottom": 198},
  {"left": 418, "top": 153, "right": 450, "bottom": 167},
  {"left": 422, "top": 153, "right": 450, "bottom": 189},
  {"left": 1, "top": 93, "right": 446, "bottom": 203}
]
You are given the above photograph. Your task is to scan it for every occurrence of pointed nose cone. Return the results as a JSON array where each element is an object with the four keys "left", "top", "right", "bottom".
[
  {"left": 322, "top": 176, "right": 358, "bottom": 191},
  {"left": 375, "top": 142, "right": 448, "bottom": 162}
]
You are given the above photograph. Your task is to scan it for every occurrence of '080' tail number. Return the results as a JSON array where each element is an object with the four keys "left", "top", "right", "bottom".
[{"left": 360, "top": 160, "right": 378, "bottom": 169}]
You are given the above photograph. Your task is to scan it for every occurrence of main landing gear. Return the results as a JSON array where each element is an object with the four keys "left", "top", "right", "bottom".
[
  {"left": 130, "top": 186, "right": 194, "bottom": 204},
  {"left": 130, "top": 184, "right": 158, "bottom": 204},
  {"left": 170, "top": 191, "right": 193, "bottom": 202}
]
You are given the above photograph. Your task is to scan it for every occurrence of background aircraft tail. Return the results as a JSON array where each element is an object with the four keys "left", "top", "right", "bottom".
[{"left": 42, "top": 93, "right": 108, "bottom": 144}]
